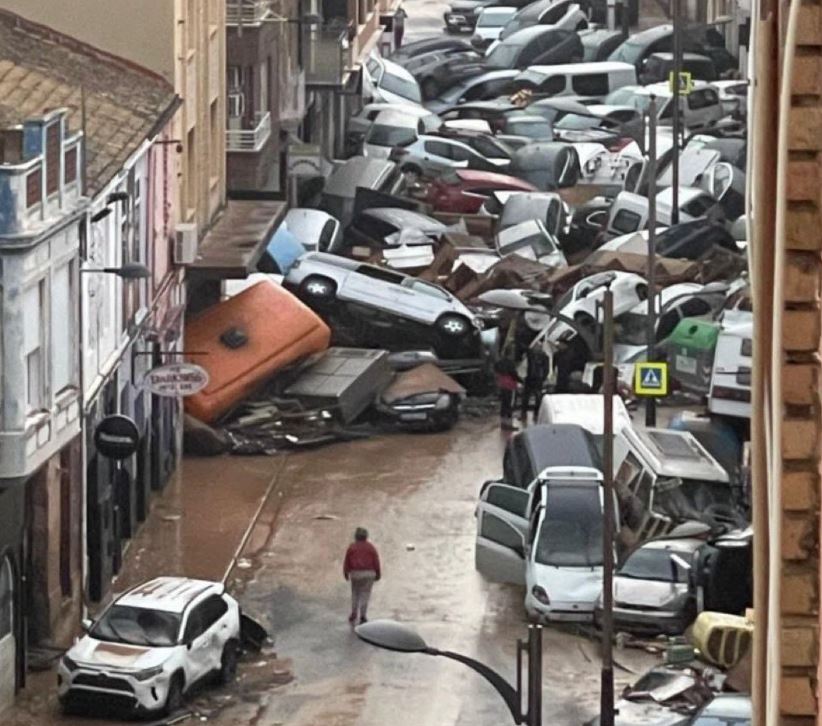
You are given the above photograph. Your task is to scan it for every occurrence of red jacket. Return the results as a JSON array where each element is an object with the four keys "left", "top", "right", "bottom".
[{"left": 344, "top": 541, "right": 381, "bottom": 578}]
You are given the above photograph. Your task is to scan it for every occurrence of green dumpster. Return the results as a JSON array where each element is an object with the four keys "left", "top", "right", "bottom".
[{"left": 664, "top": 318, "right": 720, "bottom": 394}]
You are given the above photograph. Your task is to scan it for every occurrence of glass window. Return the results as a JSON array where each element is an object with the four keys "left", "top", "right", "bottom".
[
  {"left": 480, "top": 512, "right": 524, "bottom": 552},
  {"left": 406, "top": 279, "right": 450, "bottom": 300},
  {"left": 537, "top": 75, "right": 567, "bottom": 96},
  {"left": 485, "top": 484, "right": 529, "bottom": 516},
  {"left": 319, "top": 220, "right": 337, "bottom": 251},
  {"left": 52, "top": 263, "right": 74, "bottom": 392},
  {"left": 736, "top": 365, "right": 751, "bottom": 386},
  {"left": 572, "top": 73, "right": 609, "bottom": 97},
  {"left": 92, "top": 605, "right": 182, "bottom": 647},
  {"left": 534, "top": 486, "right": 603, "bottom": 566},
  {"left": 682, "top": 195, "right": 715, "bottom": 218},
  {"left": 183, "top": 606, "right": 205, "bottom": 643},
  {"left": 24, "top": 281, "right": 44, "bottom": 412},
  {"left": 619, "top": 546, "right": 691, "bottom": 583},
  {"left": 425, "top": 140, "right": 454, "bottom": 158},
  {"left": 199, "top": 595, "right": 229, "bottom": 631},
  {"left": 485, "top": 43, "right": 522, "bottom": 69},
  {"left": 365, "top": 123, "right": 417, "bottom": 147},
  {"left": 678, "top": 298, "right": 712, "bottom": 318},
  {"left": 740, "top": 338, "right": 752, "bottom": 357},
  {"left": 688, "top": 88, "right": 719, "bottom": 110},
  {"left": 380, "top": 72, "right": 421, "bottom": 103},
  {"left": 610, "top": 208, "right": 642, "bottom": 234}
]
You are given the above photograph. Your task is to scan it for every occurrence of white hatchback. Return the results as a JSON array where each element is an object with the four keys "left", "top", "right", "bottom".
[{"left": 58, "top": 577, "right": 241, "bottom": 716}]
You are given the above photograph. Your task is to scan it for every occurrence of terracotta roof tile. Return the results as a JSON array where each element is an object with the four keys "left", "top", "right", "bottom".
[{"left": 0, "top": 10, "right": 177, "bottom": 196}]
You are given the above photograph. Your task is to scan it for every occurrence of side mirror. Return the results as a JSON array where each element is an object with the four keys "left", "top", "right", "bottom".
[{"left": 81, "top": 618, "right": 92, "bottom": 633}]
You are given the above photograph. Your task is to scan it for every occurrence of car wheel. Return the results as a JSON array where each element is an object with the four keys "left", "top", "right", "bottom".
[
  {"left": 437, "top": 314, "right": 471, "bottom": 337},
  {"left": 163, "top": 673, "right": 184, "bottom": 716},
  {"left": 300, "top": 275, "right": 337, "bottom": 302},
  {"left": 421, "top": 78, "right": 439, "bottom": 100},
  {"left": 219, "top": 640, "right": 239, "bottom": 685}
]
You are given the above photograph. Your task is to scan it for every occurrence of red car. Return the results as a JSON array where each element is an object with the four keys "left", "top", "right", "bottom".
[{"left": 426, "top": 169, "right": 538, "bottom": 214}]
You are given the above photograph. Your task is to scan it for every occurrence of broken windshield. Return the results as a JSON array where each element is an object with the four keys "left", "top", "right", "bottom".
[
  {"left": 91, "top": 604, "right": 181, "bottom": 647},
  {"left": 534, "top": 485, "right": 603, "bottom": 567}
]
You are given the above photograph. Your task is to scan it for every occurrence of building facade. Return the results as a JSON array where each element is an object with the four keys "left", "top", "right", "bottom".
[
  {"left": 0, "top": 0, "right": 227, "bottom": 240},
  {"left": 0, "top": 108, "right": 86, "bottom": 713}
]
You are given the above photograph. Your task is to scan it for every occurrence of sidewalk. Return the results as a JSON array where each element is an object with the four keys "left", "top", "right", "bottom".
[{"left": 4, "top": 452, "right": 288, "bottom": 726}]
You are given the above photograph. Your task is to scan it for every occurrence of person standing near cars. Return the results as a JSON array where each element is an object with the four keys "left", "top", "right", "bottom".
[
  {"left": 494, "top": 353, "right": 522, "bottom": 431},
  {"left": 344, "top": 528, "right": 381, "bottom": 625},
  {"left": 520, "top": 344, "right": 550, "bottom": 424}
]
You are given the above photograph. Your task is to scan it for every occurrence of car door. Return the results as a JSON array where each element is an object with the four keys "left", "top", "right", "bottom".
[
  {"left": 198, "top": 595, "right": 233, "bottom": 672},
  {"left": 475, "top": 483, "right": 529, "bottom": 585},
  {"left": 685, "top": 87, "right": 722, "bottom": 128},
  {"left": 339, "top": 264, "right": 408, "bottom": 316},
  {"left": 422, "top": 139, "right": 462, "bottom": 175},
  {"left": 180, "top": 602, "right": 213, "bottom": 686}
]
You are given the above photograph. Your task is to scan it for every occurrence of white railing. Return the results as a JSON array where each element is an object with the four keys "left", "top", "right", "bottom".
[
  {"left": 226, "top": 0, "right": 272, "bottom": 26},
  {"left": 226, "top": 111, "right": 272, "bottom": 152}
]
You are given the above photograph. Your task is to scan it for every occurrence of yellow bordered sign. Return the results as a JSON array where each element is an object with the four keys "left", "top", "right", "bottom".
[
  {"left": 634, "top": 362, "right": 669, "bottom": 397},
  {"left": 668, "top": 70, "right": 693, "bottom": 95}
]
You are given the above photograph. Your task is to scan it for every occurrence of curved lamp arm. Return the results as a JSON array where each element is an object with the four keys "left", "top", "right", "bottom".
[{"left": 428, "top": 648, "right": 525, "bottom": 725}]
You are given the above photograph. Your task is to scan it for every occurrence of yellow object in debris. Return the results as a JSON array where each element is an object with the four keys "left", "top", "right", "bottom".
[{"left": 691, "top": 611, "right": 753, "bottom": 669}]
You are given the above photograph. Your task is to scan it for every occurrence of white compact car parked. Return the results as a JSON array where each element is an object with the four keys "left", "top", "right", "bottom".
[
  {"left": 58, "top": 577, "right": 241, "bottom": 716},
  {"left": 475, "top": 466, "right": 614, "bottom": 622},
  {"left": 283, "top": 208, "right": 342, "bottom": 253}
]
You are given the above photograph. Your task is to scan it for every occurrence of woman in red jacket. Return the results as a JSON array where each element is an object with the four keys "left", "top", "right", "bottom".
[{"left": 343, "top": 528, "right": 381, "bottom": 625}]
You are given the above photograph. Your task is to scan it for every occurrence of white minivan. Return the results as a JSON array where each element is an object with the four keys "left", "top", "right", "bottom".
[
  {"left": 708, "top": 312, "right": 752, "bottom": 419},
  {"left": 475, "top": 466, "right": 615, "bottom": 622},
  {"left": 603, "top": 188, "right": 721, "bottom": 240},
  {"left": 514, "top": 61, "right": 637, "bottom": 102}
]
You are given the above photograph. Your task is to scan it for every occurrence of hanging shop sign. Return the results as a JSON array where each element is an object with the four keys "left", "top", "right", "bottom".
[
  {"left": 145, "top": 363, "right": 209, "bottom": 397},
  {"left": 94, "top": 415, "right": 140, "bottom": 460}
]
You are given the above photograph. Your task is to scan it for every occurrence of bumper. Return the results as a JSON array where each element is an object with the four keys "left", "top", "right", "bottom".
[
  {"left": 594, "top": 606, "right": 691, "bottom": 636},
  {"left": 57, "top": 665, "right": 173, "bottom": 714},
  {"left": 525, "top": 593, "right": 596, "bottom": 623},
  {"left": 443, "top": 12, "right": 475, "bottom": 30}
]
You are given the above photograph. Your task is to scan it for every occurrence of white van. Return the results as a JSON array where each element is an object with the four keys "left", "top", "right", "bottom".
[
  {"left": 708, "top": 313, "right": 752, "bottom": 419},
  {"left": 514, "top": 61, "right": 637, "bottom": 102},
  {"left": 475, "top": 466, "right": 616, "bottom": 622},
  {"left": 537, "top": 393, "right": 633, "bottom": 434}
]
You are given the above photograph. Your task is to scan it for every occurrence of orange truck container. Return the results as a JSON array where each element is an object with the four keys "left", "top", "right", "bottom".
[{"left": 184, "top": 281, "right": 330, "bottom": 423}]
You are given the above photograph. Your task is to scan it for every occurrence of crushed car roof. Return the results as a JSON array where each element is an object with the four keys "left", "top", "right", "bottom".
[{"left": 118, "top": 577, "right": 221, "bottom": 613}]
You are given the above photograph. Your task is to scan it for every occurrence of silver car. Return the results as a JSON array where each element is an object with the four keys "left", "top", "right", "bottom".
[{"left": 284, "top": 252, "right": 483, "bottom": 357}]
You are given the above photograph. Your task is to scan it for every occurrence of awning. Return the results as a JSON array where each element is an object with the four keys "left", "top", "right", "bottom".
[{"left": 186, "top": 200, "right": 287, "bottom": 279}]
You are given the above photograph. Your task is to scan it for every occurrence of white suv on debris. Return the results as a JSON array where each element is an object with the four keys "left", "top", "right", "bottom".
[{"left": 58, "top": 577, "right": 241, "bottom": 716}]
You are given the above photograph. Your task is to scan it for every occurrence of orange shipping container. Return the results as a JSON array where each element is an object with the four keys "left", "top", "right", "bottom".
[{"left": 184, "top": 282, "right": 330, "bottom": 423}]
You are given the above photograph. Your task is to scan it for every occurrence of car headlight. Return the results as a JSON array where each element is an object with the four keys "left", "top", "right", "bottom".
[
  {"left": 531, "top": 585, "right": 551, "bottom": 605},
  {"left": 62, "top": 655, "right": 79, "bottom": 672},
  {"left": 133, "top": 665, "right": 164, "bottom": 682},
  {"left": 435, "top": 394, "right": 452, "bottom": 410}
]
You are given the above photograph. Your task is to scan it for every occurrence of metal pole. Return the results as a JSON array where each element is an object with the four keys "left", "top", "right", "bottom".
[
  {"left": 600, "top": 289, "right": 615, "bottom": 726},
  {"left": 670, "top": 0, "right": 682, "bottom": 224},
  {"left": 527, "top": 625, "right": 543, "bottom": 726},
  {"left": 620, "top": 0, "right": 630, "bottom": 36},
  {"left": 645, "top": 95, "right": 658, "bottom": 428}
]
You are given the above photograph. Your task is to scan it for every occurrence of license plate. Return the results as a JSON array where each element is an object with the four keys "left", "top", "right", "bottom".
[
  {"left": 675, "top": 354, "right": 697, "bottom": 375},
  {"left": 400, "top": 412, "right": 429, "bottom": 421}
]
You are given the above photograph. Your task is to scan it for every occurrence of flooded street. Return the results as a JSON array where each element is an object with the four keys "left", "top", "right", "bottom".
[{"left": 6, "top": 418, "right": 655, "bottom": 726}]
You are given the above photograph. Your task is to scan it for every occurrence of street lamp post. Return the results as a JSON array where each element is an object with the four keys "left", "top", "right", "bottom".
[
  {"left": 356, "top": 619, "right": 543, "bottom": 726},
  {"left": 670, "top": 0, "right": 683, "bottom": 225},
  {"left": 646, "top": 95, "right": 659, "bottom": 427}
]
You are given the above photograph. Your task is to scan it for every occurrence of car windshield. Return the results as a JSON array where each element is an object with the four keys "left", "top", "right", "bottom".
[
  {"left": 555, "top": 113, "right": 599, "bottom": 130},
  {"left": 91, "top": 605, "right": 181, "bottom": 647},
  {"left": 485, "top": 44, "right": 522, "bottom": 69},
  {"left": 506, "top": 119, "right": 553, "bottom": 138},
  {"left": 478, "top": 9, "right": 512, "bottom": 25},
  {"left": 366, "top": 123, "right": 417, "bottom": 146},
  {"left": 619, "top": 546, "right": 691, "bottom": 583},
  {"left": 614, "top": 312, "right": 647, "bottom": 345},
  {"left": 500, "top": 231, "right": 556, "bottom": 257},
  {"left": 605, "top": 88, "right": 652, "bottom": 113},
  {"left": 609, "top": 39, "right": 647, "bottom": 65},
  {"left": 381, "top": 72, "right": 422, "bottom": 103},
  {"left": 534, "top": 486, "right": 603, "bottom": 567}
]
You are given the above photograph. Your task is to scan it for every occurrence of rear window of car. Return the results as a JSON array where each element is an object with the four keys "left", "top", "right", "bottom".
[
  {"left": 571, "top": 73, "right": 609, "bottom": 97},
  {"left": 610, "top": 208, "right": 642, "bottom": 234},
  {"left": 366, "top": 123, "right": 417, "bottom": 147},
  {"left": 619, "top": 546, "right": 691, "bottom": 583}
]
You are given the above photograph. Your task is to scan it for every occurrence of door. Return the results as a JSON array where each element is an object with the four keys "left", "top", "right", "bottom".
[
  {"left": 422, "top": 139, "right": 465, "bottom": 175},
  {"left": 0, "top": 556, "right": 15, "bottom": 711},
  {"left": 198, "top": 595, "right": 232, "bottom": 671},
  {"left": 181, "top": 602, "right": 217, "bottom": 685},
  {"left": 475, "top": 483, "right": 529, "bottom": 585},
  {"left": 341, "top": 265, "right": 408, "bottom": 317}
]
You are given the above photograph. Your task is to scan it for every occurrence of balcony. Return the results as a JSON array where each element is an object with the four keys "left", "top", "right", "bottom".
[
  {"left": 226, "top": 111, "right": 272, "bottom": 153},
  {"left": 302, "top": 25, "right": 353, "bottom": 88},
  {"left": 226, "top": 0, "right": 273, "bottom": 26}
]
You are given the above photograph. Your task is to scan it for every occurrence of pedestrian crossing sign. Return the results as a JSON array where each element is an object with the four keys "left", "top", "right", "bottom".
[
  {"left": 634, "top": 362, "right": 669, "bottom": 397},
  {"left": 669, "top": 70, "right": 693, "bottom": 95}
]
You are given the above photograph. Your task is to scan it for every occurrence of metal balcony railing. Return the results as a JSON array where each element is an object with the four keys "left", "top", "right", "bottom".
[
  {"left": 226, "top": 0, "right": 272, "bottom": 26},
  {"left": 226, "top": 111, "right": 272, "bottom": 152},
  {"left": 302, "top": 25, "right": 351, "bottom": 88}
]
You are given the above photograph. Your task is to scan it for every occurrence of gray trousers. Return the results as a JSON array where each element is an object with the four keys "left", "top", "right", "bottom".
[{"left": 349, "top": 570, "right": 377, "bottom": 617}]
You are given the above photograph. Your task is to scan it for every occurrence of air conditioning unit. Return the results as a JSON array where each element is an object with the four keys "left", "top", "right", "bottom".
[{"left": 174, "top": 223, "right": 198, "bottom": 265}]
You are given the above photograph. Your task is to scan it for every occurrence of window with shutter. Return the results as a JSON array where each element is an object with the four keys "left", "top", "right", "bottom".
[
  {"left": 64, "top": 146, "right": 77, "bottom": 184},
  {"left": 26, "top": 169, "right": 41, "bottom": 207},
  {"left": 46, "top": 123, "right": 60, "bottom": 195}
]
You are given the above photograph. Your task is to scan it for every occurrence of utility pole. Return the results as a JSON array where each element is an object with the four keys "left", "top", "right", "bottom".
[
  {"left": 600, "top": 288, "right": 615, "bottom": 726},
  {"left": 607, "top": 0, "right": 616, "bottom": 31},
  {"left": 645, "top": 96, "right": 658, "bottom": 428},
  {"left": 528, "top": 625, "right": 543, "bottom": 726},
  {"left": 670, "top": 0, "right": 682, "bottom": 224},
  {"left": 620, "top": 0, "right": 630, "bottom": 36}
]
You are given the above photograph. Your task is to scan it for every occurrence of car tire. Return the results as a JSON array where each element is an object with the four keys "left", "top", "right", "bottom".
[
  {"left": 300, "top": 275, "right": 337, "bottom": 302},
  {"left": 163, "top": 673, "right": 184, "bottom": 716},
  {"left": 421, "top": 78, "right": 439, "bottom": 100},
  {"left": 218, "top": 639, "right": 239, "bottom": 685},
  {"left": 436, "top": 313, "right": 471, "bottom": 337}
]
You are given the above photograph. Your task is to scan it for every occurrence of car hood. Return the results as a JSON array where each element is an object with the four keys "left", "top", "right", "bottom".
[
  {"left": 450, "top": 0, "right": 491, "bottom": 11},
  {"left": 611, "top": 700, "right": 692, "bottom": 726},
  {"left": 68, "top": 636, "right": 173, "bottom": 670},
  {"left": 614, "top": 577, "right": 687, "bottom": 608},
  {"left": 531, "top": 562, "right": 602, "bottom": 605}
]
